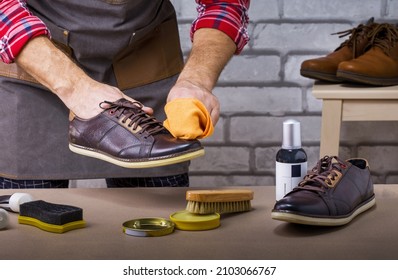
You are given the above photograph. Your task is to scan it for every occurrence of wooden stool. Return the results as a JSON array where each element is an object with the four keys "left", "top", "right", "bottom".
[{"left": 312, "top": 82, "right": 398, "bottom": 157}]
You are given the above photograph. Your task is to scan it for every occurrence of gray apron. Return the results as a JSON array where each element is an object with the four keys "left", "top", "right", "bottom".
[{"left": 0, "top": 0, "right": 188, "bottom": 180}]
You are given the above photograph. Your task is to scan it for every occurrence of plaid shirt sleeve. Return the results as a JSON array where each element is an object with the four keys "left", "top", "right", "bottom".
[
  {"left": 0, "top": 0, "right": 50, "bottom": 64},
  {"left": 191, "top": 0, "right": 250, "bottom": 54}
]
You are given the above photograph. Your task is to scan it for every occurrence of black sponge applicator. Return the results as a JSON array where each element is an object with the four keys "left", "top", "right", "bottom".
[{"left": 19, "top": 200, "right": 86, "bottom": 233}]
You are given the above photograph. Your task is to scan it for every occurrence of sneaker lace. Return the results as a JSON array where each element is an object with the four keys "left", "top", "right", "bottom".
[
  {"left": 100, "top": 100, "right": 165, "bottom": 135},
  {"left": 332, "top": 18, "right": 376, "bottom": 57},
  {"left": 296, "top": 156, "right": 347, "bottom": 193},
  {"left": 367, "top": 23, "right": 398, "bottom": 55}
]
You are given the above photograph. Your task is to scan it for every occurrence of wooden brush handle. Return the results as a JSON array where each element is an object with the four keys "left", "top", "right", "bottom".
[{"left": 186, "top": 189, "right": 254, "bottom": 202}]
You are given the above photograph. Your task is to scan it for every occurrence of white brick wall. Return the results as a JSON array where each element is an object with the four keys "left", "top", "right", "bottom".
[{"left": 72, "top": 0, "right": 398, "bottom": 188}]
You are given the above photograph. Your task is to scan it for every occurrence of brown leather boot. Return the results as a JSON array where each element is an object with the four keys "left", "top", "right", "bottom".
[
  {"left": 337, "top": 23, "right": 398, "bottom": 86},
  {"left": 300, "top": 18, "right": 378, "bottom": 82}
]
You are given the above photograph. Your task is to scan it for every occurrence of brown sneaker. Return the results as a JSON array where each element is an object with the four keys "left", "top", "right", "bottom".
[
  {"left": 69, "top": 98, "right": 204, "bottom": 168},
  {"left": 271, "top": 156, "right": 375, "bottom": 226},
  {"left": 337, "top": 23, "right": 398, "bottom": 86},
  {"left": 300, "top": 18, "right": 377, "bottom": 82}
]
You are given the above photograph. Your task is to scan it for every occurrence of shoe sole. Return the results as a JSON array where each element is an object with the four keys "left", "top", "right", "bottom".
[
  {"left": 300, "top": 69, "right": 342, "bottom": 83},
  {"left": 337, "top": 70, "right": 398, "bottom": 86},
  {"left": 69, "top": 143, "right": 205, "bottom": 169},
  {"left": 271, "top": 195, "right": 376, "bottom": 226}
]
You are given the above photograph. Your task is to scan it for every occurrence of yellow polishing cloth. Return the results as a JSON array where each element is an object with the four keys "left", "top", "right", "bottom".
[{"left": 163, "top": 98, "right": 214, "bottom": 139}]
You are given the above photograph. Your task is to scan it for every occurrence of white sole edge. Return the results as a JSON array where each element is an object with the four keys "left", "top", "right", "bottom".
[
  {"left": 69, "top": 144, "right": 205, "bottom": 169},
  {"left": 271, "top": 196, "right": 376, "bottom": 226}
]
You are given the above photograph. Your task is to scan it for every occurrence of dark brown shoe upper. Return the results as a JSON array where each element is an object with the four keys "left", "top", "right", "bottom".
[
  {"left": 69, "top": 98, "right": 202, "bottom": 161},
  {"left": 273, "top": 156, "right": 374, "bottom": 218}
]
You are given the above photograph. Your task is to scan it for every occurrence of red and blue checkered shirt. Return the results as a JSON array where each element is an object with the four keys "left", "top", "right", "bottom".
[{"left": 0, "top": 0, "right": 250, "bottom": 64}]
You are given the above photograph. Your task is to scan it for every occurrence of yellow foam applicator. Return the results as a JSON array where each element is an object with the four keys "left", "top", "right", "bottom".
[{"left": 163, "top": 98, "right": 214, "bottom": 139}]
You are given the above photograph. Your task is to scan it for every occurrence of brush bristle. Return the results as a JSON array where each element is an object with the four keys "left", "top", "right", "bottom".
[{"left": 186, "top": 200, "right": 252, "bottom": 214}]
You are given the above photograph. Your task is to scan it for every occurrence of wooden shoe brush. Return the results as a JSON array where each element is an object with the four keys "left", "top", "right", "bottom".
[{"left": 185, "top": 189, "right": 254, "bottom": 214}]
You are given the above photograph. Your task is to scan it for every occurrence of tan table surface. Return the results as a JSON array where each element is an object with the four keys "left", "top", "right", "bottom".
[{"left": 0, "top": 185, "right": 397, "bottom": 260}]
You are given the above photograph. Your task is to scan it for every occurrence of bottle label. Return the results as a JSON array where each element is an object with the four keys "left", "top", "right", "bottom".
[{"left": 275, "top": 161, "right": 307, "bottom": 201}]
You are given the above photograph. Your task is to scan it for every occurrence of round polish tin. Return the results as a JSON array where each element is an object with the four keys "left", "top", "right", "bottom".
[
  {"left": 170, "top": 210, "right": 220, "bottom": 231},
  {"left": 122, "top": 218, "right": 175, "bottom": 237}
]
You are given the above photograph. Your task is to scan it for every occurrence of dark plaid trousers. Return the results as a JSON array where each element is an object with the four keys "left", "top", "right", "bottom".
[{"left": 0, "top": 174, "right": 189, "bottom": 189}]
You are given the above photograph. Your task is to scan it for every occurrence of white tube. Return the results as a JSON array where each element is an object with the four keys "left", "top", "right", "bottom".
[{"left": 9, "top": 193, "right": 34, "bottom": 212}]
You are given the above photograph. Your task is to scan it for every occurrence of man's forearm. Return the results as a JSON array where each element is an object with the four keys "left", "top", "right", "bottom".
[
  {"left": 177, "top": 28, "right": 236, "bottom": 91},
  {"left": 14, "top": 36, "right": 133, "bottom": 119},
  {"left": 168, "top": 28, "right": 237, "bottom": 126},
  {"left": 15, "top": 36, "right": 90, "bottom": 98}
]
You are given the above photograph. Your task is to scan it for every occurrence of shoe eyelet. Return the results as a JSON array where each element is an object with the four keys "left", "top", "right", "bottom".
[{"left": 109, "top": 110, "right": 115, "bottom": 115}]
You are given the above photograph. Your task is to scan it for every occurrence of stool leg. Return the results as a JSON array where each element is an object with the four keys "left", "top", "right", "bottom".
[{"left": 319, "top": 99, "right": 342, "bottom": 157}]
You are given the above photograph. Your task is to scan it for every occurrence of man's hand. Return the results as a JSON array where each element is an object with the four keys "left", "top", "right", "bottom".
[{"left": 167, "top": 79, "right": 220, "bottom": 125}]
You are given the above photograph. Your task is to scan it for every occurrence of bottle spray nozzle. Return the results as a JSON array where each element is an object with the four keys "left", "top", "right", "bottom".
[{"left": 282, "top": 119, "right": 302, "bottom": 149}]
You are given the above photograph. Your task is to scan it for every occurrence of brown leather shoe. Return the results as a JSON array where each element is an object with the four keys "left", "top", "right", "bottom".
[
  {"left": 271, "top": 156, "right": 375, "bottom": 226},
  {"left": 300, "top": 18, "right": 378, "bottom": 82},
  {"left": 69, "top": 98, "right": 204, "bottom": 168},
  {"left": 337, "top": 23, "right": 398, "bottom": 86}
]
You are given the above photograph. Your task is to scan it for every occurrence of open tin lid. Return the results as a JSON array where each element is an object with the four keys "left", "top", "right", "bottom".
[{"left": 122, "top": 218, "right": 175, "bottom": 237}]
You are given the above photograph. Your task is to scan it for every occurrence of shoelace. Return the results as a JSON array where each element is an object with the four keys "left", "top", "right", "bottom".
[
  {"left": 332, "top": 18, "right": 377, "bottom": 58},
  {"left": 100, "top": 100, "right": 165, "bottom": 135},
  {"left": 296, "top": 156, "right": 347, "bottom": 193},
  {"left": 366, "top": 23, "right": 398, "bottom": 54}
]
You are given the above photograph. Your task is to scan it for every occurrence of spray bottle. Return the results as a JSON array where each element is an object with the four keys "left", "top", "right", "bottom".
[{"left": 275, "top": 119, "right": 307, "bottom": 201}]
